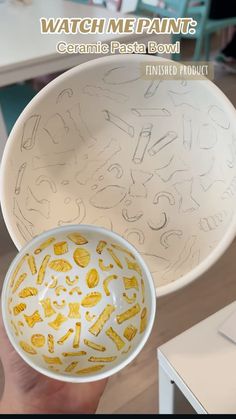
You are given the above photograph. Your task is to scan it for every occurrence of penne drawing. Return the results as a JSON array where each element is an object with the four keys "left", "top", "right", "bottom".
[
  {"left": 73, "top": 322, "right": 81, "bottom": 348},
  {"left": 116, "top": 304, "right": 141, "bottom": 325},
  {"left": 106, "top": 327, "right": 125, "bottom": 350},
  {"left": 15, "top": 162, "right": 27, "bottom": 195},
  {"left": 132, "top": 107, "right": 170, "bottom": 117},
  {"left": 148, "top": 131, "right": 177, "bottom": 157},
  {"left": 35, "top": 238, "right": 55, "bottom": 254},
  {"left": 57, "top": 328, "right": 74, "bottom": 345},
  {"left": 37, "top": 255, "right": 51, "bottom": 285},
  {"left": 89, "top": 304, "right": 115, "bottom": 336},
  {"left": 133, "top": 124, "right": 153, "bottom": 164},
  {"left": 182, "top": 115, "right": 192, "bottom": 150},
  {"left": 103, "top": 110, "right": 134, "bottom": 137}
]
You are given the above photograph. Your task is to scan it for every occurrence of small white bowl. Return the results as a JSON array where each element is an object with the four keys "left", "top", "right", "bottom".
[{"left": 1, "top": 224, "right": 156, "bottom": 382}]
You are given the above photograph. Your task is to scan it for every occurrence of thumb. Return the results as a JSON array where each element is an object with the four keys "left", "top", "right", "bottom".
[{"left": 0, "top": 302, "right": 41, "bottom": 394}]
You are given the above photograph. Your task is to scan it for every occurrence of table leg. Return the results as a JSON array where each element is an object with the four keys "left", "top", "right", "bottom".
[
  {"left": 0, "top": 105, "right": 7, "bottom": 161},
  {"left": 159, "top": 364, "right": 196, "bottom": 414},
  {"left": 159, "top": 364, "right": 176, "bottom": 414}
]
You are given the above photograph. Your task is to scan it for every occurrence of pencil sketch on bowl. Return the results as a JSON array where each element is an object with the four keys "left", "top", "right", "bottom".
[{"left": 1, "top": 55, "right": 236, "bottom": 296}]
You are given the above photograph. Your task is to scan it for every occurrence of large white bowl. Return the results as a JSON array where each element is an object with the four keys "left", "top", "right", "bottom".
[
  {"left": 1, "top": 55, "right": 236, "bottom": 296},
  {"left": 1, "top": 224, "right": 156, "bottom": 382}
]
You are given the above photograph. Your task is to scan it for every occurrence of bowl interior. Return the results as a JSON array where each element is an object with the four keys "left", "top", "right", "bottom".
[
  {"left": 1, "top": 55, "right": 236, "bottom": 294},
  {"left": 3, "top": 225, "right": 155, "bottom": 382}
]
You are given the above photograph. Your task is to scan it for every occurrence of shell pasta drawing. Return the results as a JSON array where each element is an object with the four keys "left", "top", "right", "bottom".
[{"left": 2, "top": 225, "right": 156, "bottom": 382}]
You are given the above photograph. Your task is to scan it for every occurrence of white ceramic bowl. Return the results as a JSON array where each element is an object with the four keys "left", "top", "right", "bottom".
[
  {"left": 1, "top": 55, "right": 236, "bottom": 296},
  {"left": 1, "top": 224, "right": 156, "bottom": 382}
]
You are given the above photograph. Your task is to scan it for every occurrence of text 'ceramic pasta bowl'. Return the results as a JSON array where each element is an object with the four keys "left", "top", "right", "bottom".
[
  {"left": 1, "top": 225, "right": 156, "bottom": 382},
  {"left": 1, "top": 55, "right": 236, "bottom": 296}
]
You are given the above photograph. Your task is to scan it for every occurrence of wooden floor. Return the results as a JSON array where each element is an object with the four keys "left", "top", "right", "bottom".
[{"left": 1, "top": 38, "right": 236, "bottom": 414}]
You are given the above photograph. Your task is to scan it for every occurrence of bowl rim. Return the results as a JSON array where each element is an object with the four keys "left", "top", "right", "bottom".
[
  {"left": 1, "top": 223, "right": 156, "bottom": 383},
  {"left": 1, "top": 54, "right": 236, "bottom": 297}
]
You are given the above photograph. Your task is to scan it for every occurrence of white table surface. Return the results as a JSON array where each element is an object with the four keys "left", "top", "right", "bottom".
[
  {"left": 158, "top": 302, "right": 236, "bottom": 414},
  {"left": 0, "top": 0, "right": 170, "bottom": 155},
  {"left": 0, "top": 0, "right": 166, "bottom": 87}
]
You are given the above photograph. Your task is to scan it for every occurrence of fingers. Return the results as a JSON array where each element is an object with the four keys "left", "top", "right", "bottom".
[
  {"left": 0, "top": 302, "right": 15, "bottom": 360},
  {"left": 0, "top": 301, "right": 41, "bottom": 394},
  {"left": 0, "top": 299, "right": 108, "bottom": 413}
]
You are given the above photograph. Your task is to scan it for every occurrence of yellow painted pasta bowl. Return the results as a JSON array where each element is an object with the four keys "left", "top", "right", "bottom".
[{"left": 1, "top": 225, "right": 156, "bottom": 382}]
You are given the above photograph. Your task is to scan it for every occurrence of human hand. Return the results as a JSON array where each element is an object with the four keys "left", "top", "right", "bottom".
[{"left": 0, "top": 312, "right": 107, "bottom": 414}]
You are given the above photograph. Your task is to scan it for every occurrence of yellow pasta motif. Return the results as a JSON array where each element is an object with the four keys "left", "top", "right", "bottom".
[
  {"left": 85, "top": 311, "right": 96, "bottom": 322},
  {"left": 96, "top": 240, "right": 107, "bottom": 254},
  {"left": 11, "top": 320, "right": 19, "bottom": 336},
  {"left": 106, "top": 327, "right": 125, "bottom": 350},
  {"left": 67, "top": 233, "right": 88, "bottom": 245},
  {"left": 54, "top": 241, "right": 68, "bottom": 255},
  {"left": 53, "top": 300, "right": 66, "bottom": 309},
  {"left": 40, "top": 298, "right": 56, "bottom": 318},
  {"left": 89, "top": 304, "right": 115, "bottom": 337},
  {"left": 122, "top": 292, "right": 137, "bottom": 304},
  {"left": 12, "top": 273, "right": 27, "bottom": 293},
  {"left": 27, "top": 255, "right": 37, "bottom": 275},
  {"left": 17, "top": 321, "right": 24, "bottom": 335},
  {"left": 122, "top": 345, "right": 131, "bottom": 354},
  {"left": 86, "top": 269, "right": 99, "bottom": 288},
  {"left": 111, "top": 243, "right": 135, "bottom": 260},
  {"left": 73, "top": 322, "right": 81, "bottom": 348},
  {"left": 49, "top": 366, "right": 60, "bottom": 372},
  {"left": 103, "top": 275, "right": 118, "bottom": 296},
  {"left": 20, "top": 341, "right": 37, "bottom": 355},
  {"left": 68, "top": 303, "right": 80, "bottom": 319},
  {"left": 43, "top": 355, "right": 62, "bottom": 365},
  {"left": 48, "top": 334, "right": 54, "bottom": 353},
  {"left": 140, "top": 307, "right": 147, "bottom": 333},
  {"left": 141, "top": 278, "right": 145, "bottom": 304},
  {"left": 48, "top": 313, "right": 67, "bottom": 331},
  {"left": 66, "top": 275, "right": 79, "bottom": 286},
  {"left": 84, "top": 339, "right": 106, "bottom": 352},
  {"left": 76, "top": 365, "right": 104, "bottom": 375},
  {"left": 31, "top": 334, "right": 45, "bottom": 348},
  {"left": 57, "top": 328, "right": 74, "bottom": 345},
  {"left": 88, "top": 356, "right": 117, "bottom": 363},
  {"left": 81, "top": 292, "right": 102, "bottom": 308},
  {"left": 48, "top": 276, "right": 58, "bottom": 289},
  {"left": 116, "top": 304, "right": 141, "bottom": 325},
  {"left": 24, "top": 310, "right": 43, "bottom": 328},
  {"left": 8, "top": 297, "right": 12, "bottom": 314},
  {"left": 37, "top": 255, "right": 51, "bottom": 285},
  {"left": 55, "top": 285, "right": 67, "bottom": 296},
  {"left": 49, "top": 259, "right": 72, "bottom": 272},
  {"left": 19, "top": 287, "right": 38, "bottom": 298},
  {"left": 13, "top": 303, "right": 26, "bottom": 316},
  {"left": 69, "top": 287, "right": 82, "bottom": 296},
  {"left": 125, "top": 258, "right": 142, "bottom": 276},
  {"left": 65, "top": 361, "right": 79, "bottom": 372},
  {"left": 123, "top": 324, "right": 137, "bottom": 341},
  {"left": 34, "top": 237, "right": 55, "bottom": 254},
  {"left": 62, "top": 351, "right": 86, "bottom": 357},
  {"left": 10, "top": 253, "right": 29, "bottom": 288},
  {"left": 107, "top": 248, "right": 123, "bottom": 269},
  {"left": 98, "top": 258, "right": 113, "bottom": 272},
  {"left": 73, "top": 248, "right": 90, "bottom": 268},
  {"left": 123, "top": 276, "right": 139, "bottom": 291}
]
